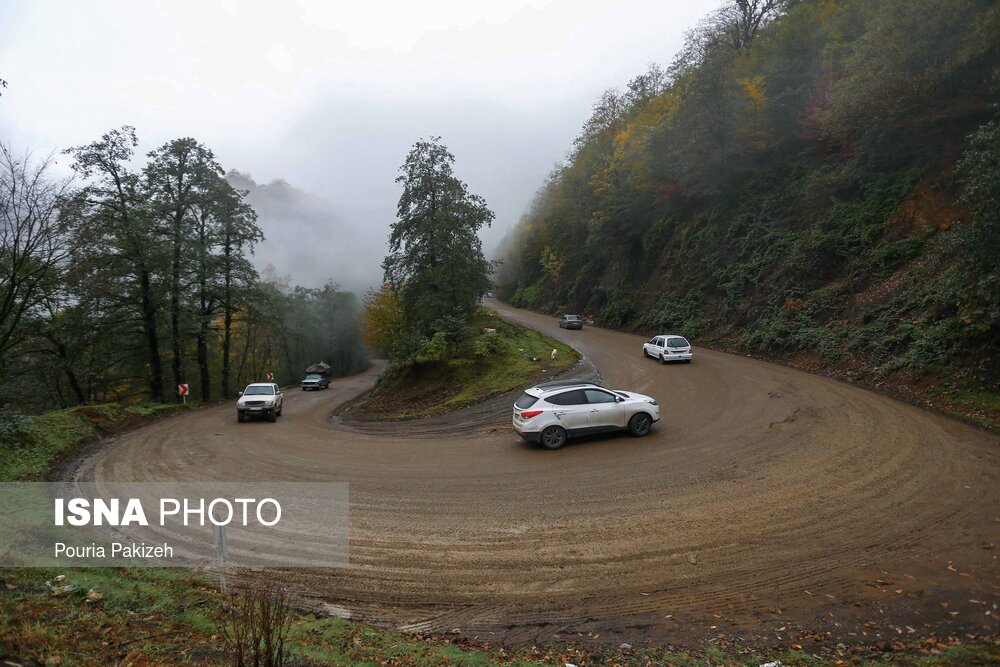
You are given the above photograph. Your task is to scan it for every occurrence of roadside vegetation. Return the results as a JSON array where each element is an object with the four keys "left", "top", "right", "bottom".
[
  {"left": 0, "top": 129, "right": 367, "bottom": 418},
  {"left": 2, "top": 566, "right": 996, "bottom": 666},
  {"left": 495, "top": 0, "right": 1000, "bottom": 428},
  {"left": 0, "top": 401, "right": 189, "bottom": 482},
  {"left": 348, "top": 308, "right": 578, "bottom": 420}
]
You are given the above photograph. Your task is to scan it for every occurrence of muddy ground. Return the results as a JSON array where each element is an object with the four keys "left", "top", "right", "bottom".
[{"left": 64, "top": 300, "right": 1000, "bottom": 650}]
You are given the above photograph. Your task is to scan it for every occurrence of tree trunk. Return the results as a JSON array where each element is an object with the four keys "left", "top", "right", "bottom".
[
  {"left": 170, "top": 219, "right": 183, "bottom": 402},
  {"left": 221, "top": 236, "right": 233, "bottom": 398},
  {"left": 139, "top": 268, "right": 164, "bottom": 402},
  {"left": 197, "top": 273, "right": 211, "bottom": 401}
]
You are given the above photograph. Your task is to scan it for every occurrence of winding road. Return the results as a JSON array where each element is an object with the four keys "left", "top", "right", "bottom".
[{"left": 68, "top": 300, "right": 1000, "bottom": 646}]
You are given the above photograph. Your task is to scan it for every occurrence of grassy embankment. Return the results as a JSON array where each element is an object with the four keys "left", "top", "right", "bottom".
[
  {"left": 2, "top": 566, "right": 997, "bottom": 666},
  {"left": 0, "top": 402, "right": 190, "bottom": 482},
  {"left": 344, "top": 308, "right": 579, "bottom": 421}
]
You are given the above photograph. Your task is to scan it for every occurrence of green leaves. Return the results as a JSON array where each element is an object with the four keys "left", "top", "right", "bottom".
[{"left": 384, "top": 138, "right": 495, "bottom": 358}]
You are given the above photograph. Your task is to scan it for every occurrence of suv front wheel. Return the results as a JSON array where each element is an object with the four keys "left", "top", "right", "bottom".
[{"left": 628, "top": 413, "right": 652, "bottom": 436}]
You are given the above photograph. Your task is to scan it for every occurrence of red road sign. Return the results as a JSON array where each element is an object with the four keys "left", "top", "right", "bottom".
[
  {"left": 267, "top": 372, "right": 274, "bottom": 382},
  {"left": 178, "top": 383, "right": 189, "bottom": 397}
]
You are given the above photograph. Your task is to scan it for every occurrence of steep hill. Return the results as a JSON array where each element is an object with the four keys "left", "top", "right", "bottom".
[{"left": 495, "top": 0, "right": 1000, "bottom": 427}]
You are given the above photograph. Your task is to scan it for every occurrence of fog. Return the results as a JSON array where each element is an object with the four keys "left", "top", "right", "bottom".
[
  {"left": 0, "top": 0, "right": 718, "bottom": 291},
  {"left": 226, "top": 170, "right": 384, "bottom": 293}
]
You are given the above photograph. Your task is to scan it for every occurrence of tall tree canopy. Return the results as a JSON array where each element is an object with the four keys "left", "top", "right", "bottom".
[
  {"left": 0, "top": 127, "right": 368, "bottom": 412},
  {"left": 383, "top": 137, "right": 494, "bottom": 351}
]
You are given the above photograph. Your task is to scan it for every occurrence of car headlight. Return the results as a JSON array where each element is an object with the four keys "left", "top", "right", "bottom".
[{"left": 646, "top": 399, "right": 658, "bottom": 406}]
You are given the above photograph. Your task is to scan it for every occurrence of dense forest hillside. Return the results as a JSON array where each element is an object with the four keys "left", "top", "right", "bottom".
[{"left": 496, "top": 0, "right": 1000, "bottom": 424}]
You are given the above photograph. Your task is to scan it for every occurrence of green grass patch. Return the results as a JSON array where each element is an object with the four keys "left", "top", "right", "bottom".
[
  {"left": 346, "top": 309, "right": 580, "bottom": 421},
  {"left": 0, "top": 402, "right": 190, "bottom": 482},
  {"left": 0, "top": 567, "right": 554, "bottom": 666},
  {"left": 927, "top": 387, "right": 1000, "bottom": 431}
]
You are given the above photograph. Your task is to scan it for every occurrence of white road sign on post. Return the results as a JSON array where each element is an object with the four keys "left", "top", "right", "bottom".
[
  {"left": 267, "top": 372, "right": 274, "bottom": 382},
  {"left": 178, "top": 383, "right": 189, "bottom": 405}
]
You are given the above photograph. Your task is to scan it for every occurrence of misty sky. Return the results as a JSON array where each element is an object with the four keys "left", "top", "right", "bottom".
[{"left": 1, "top": 0, "right": 718, "bottom": 290}]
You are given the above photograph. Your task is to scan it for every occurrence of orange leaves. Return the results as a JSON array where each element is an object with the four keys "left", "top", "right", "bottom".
[{"left": 361, "top": 283, "right": 405, "bottom": 357}]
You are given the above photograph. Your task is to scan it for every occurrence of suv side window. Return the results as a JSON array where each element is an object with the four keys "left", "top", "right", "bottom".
[
  {"left": 547, "top": 389, "right": 587, "bottom": 405},
  {"left": 584, "top": 389, "right": 617, "bottom": 404}
]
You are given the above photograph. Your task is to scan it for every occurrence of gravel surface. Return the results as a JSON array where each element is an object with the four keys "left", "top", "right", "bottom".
[{"left": 66, "top": 300, "right": 1000, "bottom": 647}]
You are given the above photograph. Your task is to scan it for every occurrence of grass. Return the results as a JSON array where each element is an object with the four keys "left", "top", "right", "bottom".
[
  {"left": 0, "top": 402, "right": 190, "bottom": 482},
  {"left": 0, "top": 567, "right": 552, "bottom": 666},
  {"left": 927, "top": 386, "right": 1000, "bottom": 431},
  {"left": 2, "top": 567, "right": 996, "bottom": 666},
  {"left": 346, "top": 309, "right": 580, "bottom": 421}
]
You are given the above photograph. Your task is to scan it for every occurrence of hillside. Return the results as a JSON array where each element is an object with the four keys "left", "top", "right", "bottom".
[{"left": 495, "top": 0, "right": 1000, "bottom": 427}]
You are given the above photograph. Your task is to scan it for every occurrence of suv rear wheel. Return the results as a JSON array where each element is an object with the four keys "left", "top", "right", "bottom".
[{"left": 540, "top": 425, "right": 567, "bottom": 450}]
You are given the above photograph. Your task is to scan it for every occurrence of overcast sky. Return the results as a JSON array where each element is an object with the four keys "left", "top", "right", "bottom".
[{"left": 1, "top": 0, "right": 718, "bottom": 290}]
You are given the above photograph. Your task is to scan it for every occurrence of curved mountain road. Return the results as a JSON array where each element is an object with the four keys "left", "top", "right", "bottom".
[{"left": 68, "top": 300, "right": 1000, "bottom": 646}]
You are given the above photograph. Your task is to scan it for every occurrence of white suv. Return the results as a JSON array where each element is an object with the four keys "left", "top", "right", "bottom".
[
  {"left": 237, "top": 383, "right": 283, "bottom": 422},
  {"left": 643, "top": 335, "right": 693, "bottom": 364},
  {"left": 512, "top": 380, "right": 660, "bottom": 450}
]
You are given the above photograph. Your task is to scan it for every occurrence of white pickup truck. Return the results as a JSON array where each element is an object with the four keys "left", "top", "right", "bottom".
[{"left": 236, "top": 383, "right": 283, "bottom": 422}]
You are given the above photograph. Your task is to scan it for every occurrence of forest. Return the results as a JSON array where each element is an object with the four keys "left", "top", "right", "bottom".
[
  {"left": 0, "top": 126, "right": 368, "bottom": 414},
  {"left": 496, "top": 0, "right": 1000, "bottom": 416}
]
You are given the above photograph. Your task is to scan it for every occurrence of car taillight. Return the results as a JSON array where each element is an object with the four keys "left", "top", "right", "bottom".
[{"left": 520, "top": 410, "right": 543, "bottom": 419}]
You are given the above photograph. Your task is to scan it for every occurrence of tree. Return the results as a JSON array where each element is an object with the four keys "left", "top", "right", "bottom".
[
  {"left": 217, "top": 183, "right": 263, "bottom": 398},
  {"left": 361, "top": 283, "right": 404, "bottom": 357},
  {"left": 64, "top": 127, "right": 168, "bottom": 402},
  {"left": 725, "top": 0, "right": 784, "bottom": 51},
  {"left": 0, "top": 144, "right": 73, "bottom": 365},
  {"left": 145, "top": 138, "right": 225, "bottom": 400},
  {"left": 383, "top": 137, "right": 494, "bottom": 350}
]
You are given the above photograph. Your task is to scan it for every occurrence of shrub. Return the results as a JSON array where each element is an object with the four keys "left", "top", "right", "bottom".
[
  {"left": 472, "top": 330, "right": 509, "bottom": 357},
  {"left": 415, "top": 332, "right": 449, "bottom": 363},
  {"left": 215, "top": 583, "right": 292, "bottom": 667},
  {"left": 0, "top": 409, "right": 34, "bottom": 450}
]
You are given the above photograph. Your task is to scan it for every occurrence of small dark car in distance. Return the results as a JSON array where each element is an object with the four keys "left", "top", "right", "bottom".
[{"left": 559, "top": 314, "right": 583, "bottom": 329}]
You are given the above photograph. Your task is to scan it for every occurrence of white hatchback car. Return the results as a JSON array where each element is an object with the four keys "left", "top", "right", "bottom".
[
  {"left": 643, "top": 335, "right": 693, "bottom": 364},
  {"left": 512, "top": 380, "right": 660, "bottom": 450}
]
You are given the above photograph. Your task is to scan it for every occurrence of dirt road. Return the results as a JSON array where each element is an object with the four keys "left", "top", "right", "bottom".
[{"left": 68, "top": 301, "right": 1000, "bottom": 646}]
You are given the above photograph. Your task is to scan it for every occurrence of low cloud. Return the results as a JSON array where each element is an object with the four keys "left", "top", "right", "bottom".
[{"left": 227, "top": 170, "right": 385, "bottom": 294}]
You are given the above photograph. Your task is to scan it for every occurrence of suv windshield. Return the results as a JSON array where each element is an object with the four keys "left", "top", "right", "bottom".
[
  {"left": 305, "top": 374, "right": 323, "bottom": 380},
  {"left": 243, "top": 385, "right": 275, "bottom": 395},
  {"left": 563, "top": 314, "right": 580, "bottom": 320},
  {"left": 667, "top": 337, "right": 690, "bottom": 348}
]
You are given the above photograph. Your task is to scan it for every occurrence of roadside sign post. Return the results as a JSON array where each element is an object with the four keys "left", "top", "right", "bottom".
[
  {"left": 178, "top": 383, "right": 189, "bottom": 405},
  {"left": 212, "top": 509, "right": 228, "bottom": 594}
]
